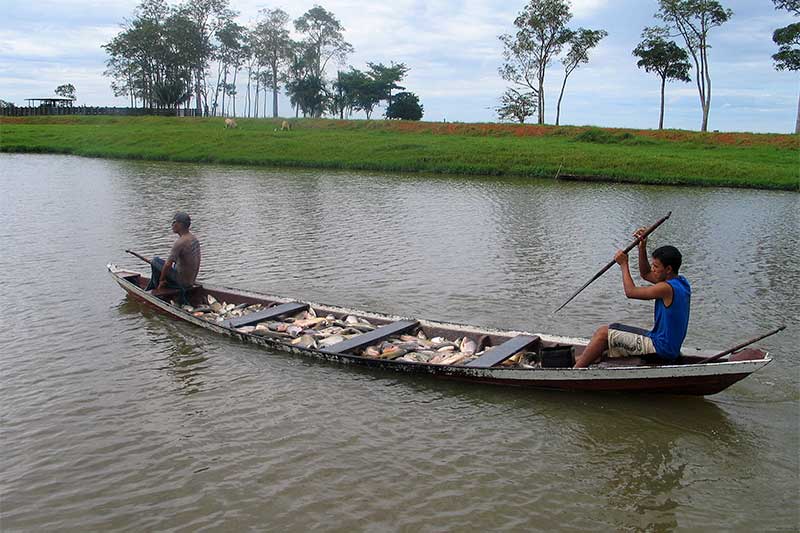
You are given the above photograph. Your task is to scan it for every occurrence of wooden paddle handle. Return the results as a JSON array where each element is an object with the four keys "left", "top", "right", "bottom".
[
  {"left": 622, "top": 211, "right": 672, "bottom": 253},
  {"left": 702, "top": 326, "right": 786, "bottom": 363},
  {"left": 553, "top": 211, "right": 672, "bottom": 313},
  {"left": 125, "top": 249, "right": 153, "bottom": 266}
]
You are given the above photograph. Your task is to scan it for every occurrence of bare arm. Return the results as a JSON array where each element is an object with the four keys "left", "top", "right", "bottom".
[
  {"left": 158, "top": 259, "right": 176, "bottom": 288},
  {"left": 616, "top": 250, "right": 673, "bottom": 302},
  {"left": 634, "top": 227, "right": 659, "bottom": 284}
]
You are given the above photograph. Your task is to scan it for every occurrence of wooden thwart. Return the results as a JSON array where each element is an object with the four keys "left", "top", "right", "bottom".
[
  {"left": 321, "top": 320, "right": 419, "bottom": 355},
  {"left": 466, "top": 335, "right": 540, "bottom": 368},
  {"left": 223, "top": 302, "right": 309, "bottom": 329}
]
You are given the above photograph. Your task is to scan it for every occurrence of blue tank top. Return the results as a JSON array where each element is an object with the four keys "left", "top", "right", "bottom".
[{"left": 648, "top": 276, "right": 691, "bottom": 358}]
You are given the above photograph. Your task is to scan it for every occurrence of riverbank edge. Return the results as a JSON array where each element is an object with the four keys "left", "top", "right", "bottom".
[{"left": 1, "top": 117, "right": 797, "bottom": 191}]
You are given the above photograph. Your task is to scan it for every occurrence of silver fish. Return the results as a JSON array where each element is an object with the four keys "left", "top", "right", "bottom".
[{"left": 291, "top": 334, "right": 317, "bottom": 349}]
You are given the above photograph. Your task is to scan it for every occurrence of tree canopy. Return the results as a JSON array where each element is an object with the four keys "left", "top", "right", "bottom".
[
  {"left": 633, "top": 27, "right": 692, "bottom": 129},
  {"left": 385, "top": 92, "right": 423, "bottom": 120},
  {"left": 496, "top": 88, "right": 537, "bottom": 123},
  {"left": 55, "top": 84, "right": 76, "bottom": 100}
]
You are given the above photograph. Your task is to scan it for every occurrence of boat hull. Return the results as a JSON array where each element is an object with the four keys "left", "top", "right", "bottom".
[{"left": 108, "top": 264, "right": 772, "bottom": 396}]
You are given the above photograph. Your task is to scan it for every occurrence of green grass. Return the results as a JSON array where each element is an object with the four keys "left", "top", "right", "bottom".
[{"left": 1, "top": 116, "right": 797, "bottom": 190}]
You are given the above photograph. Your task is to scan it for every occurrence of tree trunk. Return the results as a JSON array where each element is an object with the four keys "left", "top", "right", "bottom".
[
  {"left": 231, "top": 68, "right": 238, "bottom": 117},
  {"left": 795, "top": 91, "right": 800, "bottom": 135},
  {"left": 272, "top": 64, "right": 279, "bottom": 118},
  {"left": 245, "top": 65, "right": 251, "bottom": 118},
  {"left": 538, "top": 71, "right": 545, "bottom": 125},
  {"left": 221, "top": 68, "right": 228, "bottom": 117},
  {"left": 659, "top": 76, "right": 666, "bottom": 130},
  {"left": 212, "top": 62, "right": 223, "bottom": 117},
  {"left": 702, "top": 53, "right": 711, "bottom": 132},
  {"left": 254, "top": 73, "right": 259, "bottom": 119},
  {"left": 555, "top": 73, "right": 569, "bottom": 127},
  {"left": 196, "top": 69, "right": 203, "bottom": 116}
]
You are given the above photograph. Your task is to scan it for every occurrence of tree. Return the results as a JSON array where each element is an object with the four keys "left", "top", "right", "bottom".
[
  {"left": 293, "top": 5, "right": 353, "bottom": 117},
  {"left": 385, "top": 92, "right": 423, "bottom": 120},
  {"left": 349, "top": 69, "right": 382, "bottom": 119},
  {"left": 104, "top": 0, "right": 213, "bottom": 112},
  {"left": 153, "top": 79, "right": 191, "bottom": 114},
  {"left": 177, "top": 0, "right": 233, "bottom": 116},
  {"left": 555, "top": 28, "right": 607, "bottom": 125},
  {"left": 253, "top": 8, "right": 292, "bottom": 118},
  {"left": 286, "top": 74, "right": 328, "bottom": 118},
  {"left": 294, "top": 6, "right": 353, "bottom": 80},
  {"left": 499, "top": 0, "right": 572, "bottom": 124},
  {"left": 772, "top": 0, "right": 800, "bottom": 133},
  {"left": 633, "top": 27, "right": 692, "bottom": 129},
  {"left": 497, "top": 88, "right": 538, "bottom": 123},
  {"left": 366, "top": 62, "right": 408, "bottom": 109},
  {"left": 656, "top": 0, "right": 732, "bottom": 132},
  {"left": 330, "top": 68, "right": 359, "bottom": 119},
  {"left": 55, "top": 83, "right": 76, "bottom": 103},
  {"left": 212, "top": 20, "right": 245, "bottom": 116}
]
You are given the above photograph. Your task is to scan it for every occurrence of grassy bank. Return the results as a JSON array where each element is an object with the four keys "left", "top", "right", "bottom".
[{"left": 1, "top": 116, "right": 797, "bottom": 190}]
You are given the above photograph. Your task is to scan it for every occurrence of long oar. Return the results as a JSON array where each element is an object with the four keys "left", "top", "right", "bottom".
[
  {"left": 553, "top": 211, "right": 672, "bottom": 314},
  {"left": 701, "top": 326, "right": 786, "bottom": 364},
  {"left": 125, "top": 249, "right": 153, "bottom": 266}
]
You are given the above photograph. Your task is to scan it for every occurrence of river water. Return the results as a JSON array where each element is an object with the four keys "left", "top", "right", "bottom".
[{"left": 1, "top": 153, "right": 798, "bottom": 531}]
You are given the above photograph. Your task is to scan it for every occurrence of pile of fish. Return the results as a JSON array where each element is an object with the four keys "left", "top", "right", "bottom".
[{"left": 175, "top": 295, "right": 536, "bottom": 368}]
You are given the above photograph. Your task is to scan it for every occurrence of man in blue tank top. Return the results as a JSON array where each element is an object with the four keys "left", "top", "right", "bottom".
[{"left": 573, "top": 228, "right": 691, "bottom": 368}]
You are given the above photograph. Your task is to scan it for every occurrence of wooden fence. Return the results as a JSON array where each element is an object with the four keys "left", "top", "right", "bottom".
[{"left": 0, "top": 106, "right": 199, "bottom": 117}]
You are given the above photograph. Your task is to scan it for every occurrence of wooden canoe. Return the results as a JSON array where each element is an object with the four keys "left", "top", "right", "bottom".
[{"left": 108, "top": 264, "right": 772, "bottom": 396}]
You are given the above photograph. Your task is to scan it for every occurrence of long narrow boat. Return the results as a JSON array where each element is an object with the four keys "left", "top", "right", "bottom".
[{"left": 108, "top": 264, "right": 772, "bottom": 396}]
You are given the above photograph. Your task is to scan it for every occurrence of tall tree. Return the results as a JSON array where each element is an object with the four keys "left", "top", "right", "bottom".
[
  {"left": 499, "top": 0, "right": 572, "bottom": 124},
  {"left": 497, "top": 87, "right": 538, "bottom": 123},
  {"left": 294, "top": 6, "right": 353, "bottom": 80},
  {"left": 212, "top": 20, "right": 245, "bottom": 116},
  {"left": 772, "top": 0, "right": 800, "bottom": 133},
  {"left": 177, "top": 0, "right": 233, "bottom": 116},
  {"left": 554, "top": 28, "right": 607, "bottom": 126},
  {"left": 254, "top": 8, "right": 292, "bottom": 117},
  {"left": 633, "top": 27, "right": 692, "bottom": 129},
  {"left": 293, "top": 5, "right": 353, "bottom": 117},
  {"left": 656, "top": 0, "right": 732, "bottom": 132}
]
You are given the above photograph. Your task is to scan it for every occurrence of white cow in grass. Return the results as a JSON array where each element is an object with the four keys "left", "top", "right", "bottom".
[{"left": 224, "top": 118, "right": 237, "bottom": 129}]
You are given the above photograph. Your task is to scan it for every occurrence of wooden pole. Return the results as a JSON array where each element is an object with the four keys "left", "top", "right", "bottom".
[
  {"left": 701, "top": 326, "right": 785, "bottom": 364},
  {"left": 553, "top": 212, "right": 672, "bottom": 314},
  {"left": 125, "top": 249, "right": 153, "bottom": 266}
]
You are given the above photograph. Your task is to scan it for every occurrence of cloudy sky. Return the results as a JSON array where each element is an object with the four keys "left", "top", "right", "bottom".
[{"left": 1, "top": 0, "right": 797, "bottom": 133}]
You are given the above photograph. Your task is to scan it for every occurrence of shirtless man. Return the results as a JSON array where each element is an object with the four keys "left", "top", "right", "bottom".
[
  {"left": 573, "top": 228, "right": 691, "bottom": 368},
  {"left": 146, "top": 212, "right": 201, "bottom": 294}
]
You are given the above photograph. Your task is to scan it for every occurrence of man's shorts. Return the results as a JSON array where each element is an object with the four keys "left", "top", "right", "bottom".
[{"left": 607, "top": 323, "right": 656, "bottom": 358}]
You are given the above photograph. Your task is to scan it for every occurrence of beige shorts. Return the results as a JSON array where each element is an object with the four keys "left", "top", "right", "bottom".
[{"left": 607, "top": 327, "right": 656, "bottom": 358}]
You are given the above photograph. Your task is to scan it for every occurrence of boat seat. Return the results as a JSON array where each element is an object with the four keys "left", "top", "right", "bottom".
[
  {"left": 321, "top": 320, "right": 419, "bottom": 355},
  {"left": 223, "top": 302, "right": 309, "bottom": 329},
  {"left": 466, "top": 335, "right": 540, "bottom": 368}
]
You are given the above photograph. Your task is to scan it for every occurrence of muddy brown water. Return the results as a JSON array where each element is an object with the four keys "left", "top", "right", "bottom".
[{"left": 1, "top": 153, "right": 798, "bottom": 531}]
